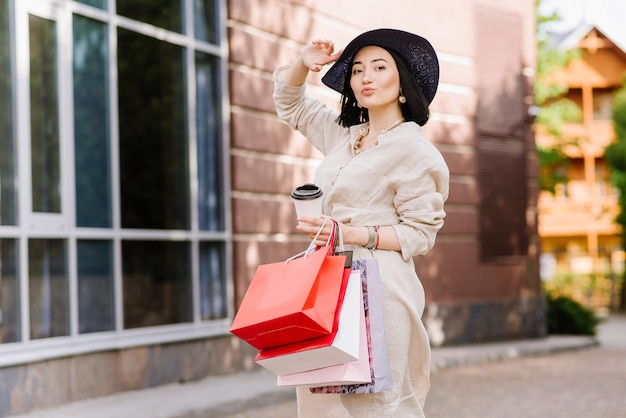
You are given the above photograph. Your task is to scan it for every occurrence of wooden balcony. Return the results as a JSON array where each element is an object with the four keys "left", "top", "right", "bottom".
[
  {"left": 538, "top": 194, "right": 621, "bottom": 237},
  {"left": 535, "top": 120, "right": 616, "bottom": 158}
]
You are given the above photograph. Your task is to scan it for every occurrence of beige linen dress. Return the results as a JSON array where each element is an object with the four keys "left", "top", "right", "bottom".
[{"left": 273, "top": 67, "right": 449, "bottom": 418}]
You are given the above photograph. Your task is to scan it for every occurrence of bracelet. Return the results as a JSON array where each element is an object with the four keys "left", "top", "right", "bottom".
[
  {"left": 374, "top": 225, "right": 380, "bottom": 249},
  {"left": 365, "top": 225, "right": 380, "bottom": 249},
  {"left": 365, "top": 226, "right": 376, "bottom": 249}
]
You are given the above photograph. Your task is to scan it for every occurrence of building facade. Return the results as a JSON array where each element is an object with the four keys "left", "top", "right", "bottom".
[
  {"left": 0, "top": 0, "right": 541, "bottom": 415},
  {"left": 537, "top": 24, "right": 626, "bottom": 311}
]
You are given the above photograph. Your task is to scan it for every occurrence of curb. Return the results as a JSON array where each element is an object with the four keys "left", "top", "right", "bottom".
[
  {"left": 430, "top": 335, "right": 599, "bottom": 372},
  {"left": 7, "top": 335, "right": 598, "bottom": 418}
]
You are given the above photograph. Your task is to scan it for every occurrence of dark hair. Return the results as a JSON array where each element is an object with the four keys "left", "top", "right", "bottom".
[{"left": 336, "top": 47, "right": 431, "bottom": 127}]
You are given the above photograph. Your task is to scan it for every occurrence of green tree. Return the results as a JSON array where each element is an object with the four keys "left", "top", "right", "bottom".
[
  {"left": 535, "top": 0, "right": 581, "bottom": 193},
  {"left": 605, "top": 76, "right": 626, "bottom": 311}
]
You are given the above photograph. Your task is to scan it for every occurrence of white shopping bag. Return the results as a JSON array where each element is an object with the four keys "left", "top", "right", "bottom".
[{"left": 276, "top": 270, "right": 370, "bottom": 386}]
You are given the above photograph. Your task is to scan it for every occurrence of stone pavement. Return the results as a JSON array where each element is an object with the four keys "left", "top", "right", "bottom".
[
  {"left": 8, "top": 319, "right": 610, "bottom": 418},
  {"left": 423, "top": 314, "right": 626, "bottom": 418}
]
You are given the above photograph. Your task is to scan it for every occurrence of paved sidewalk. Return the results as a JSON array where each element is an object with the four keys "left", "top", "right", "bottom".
[
  {"left": 424, "top": 314, "right": 626, "bottom": 418},
  {"left": 7, "top": 328, "right": 600, "bottom": 418}
]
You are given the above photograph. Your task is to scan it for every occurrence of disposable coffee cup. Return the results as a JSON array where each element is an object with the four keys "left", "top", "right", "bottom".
[{"left": 291, "top": 183, "right": 323, "bottom": 226}]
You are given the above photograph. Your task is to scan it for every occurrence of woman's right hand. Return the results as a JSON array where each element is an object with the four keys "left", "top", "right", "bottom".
[
  {"left": 301, "top": 39, "right": 343, "bottom": 72},
  {"left": 280, "top": 39, "right": 343, "bottom": 86}
]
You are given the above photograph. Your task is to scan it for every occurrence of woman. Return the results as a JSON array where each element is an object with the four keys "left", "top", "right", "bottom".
[{"left": 274, "top": 28, "right": 449, "bottom": 417}]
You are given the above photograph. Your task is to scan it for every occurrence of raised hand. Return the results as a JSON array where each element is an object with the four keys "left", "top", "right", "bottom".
[{"left": 301, "top": 39, "right": 343, "bottom": 72}]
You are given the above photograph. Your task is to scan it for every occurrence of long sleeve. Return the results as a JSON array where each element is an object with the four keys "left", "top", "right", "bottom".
[
  {"left": 391, "top": 145, "right": 449, "bottom": 260},
  {"left": 273, "top": 66, "right": 347, "bottom": 156}
]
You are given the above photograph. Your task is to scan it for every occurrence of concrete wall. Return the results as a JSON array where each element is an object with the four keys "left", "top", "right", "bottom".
[{"left": 0, "top": 336, "right": 258, "bottom": 417}]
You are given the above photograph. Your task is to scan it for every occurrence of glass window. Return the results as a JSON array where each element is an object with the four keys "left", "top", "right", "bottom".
[
  {"left": 0, "top": 0, "right": 16, "bottom": 225},
  {"left": 122, "top": 240, "right": 192, "bottom": 328},
  {"left": 29, "top": 239, "right": 69, "bottom": 339},
  {"left": 1, "top": 239, "right": 20, "bottom": 343},
  {"left": 0, "top": 0, "right": 226, "bottom": 355},
  {"left": 593, "top": 89, "right": 613, "bottom": 121},
  {"left": 116, "top": 0, "right": 183, "bottom": 33},
  {"left": 73, "top": 15, "right": 112, "bottom": 228},
  {"left": 29, "top": 14, "right": 61, "bottom": 214},
  {"left": 196, "top": 52, "right": 224, "bottom": 231},
  {"left": 199, "top": 242, "right": 226, "bottom": 319},
  {"left": 76, "top": 0, "right": 107, "bottom": 9},
  {"left": 194, "top": 0, "right": 218, "bottom": 44},
  {"left": 118, "top": 28, "right": 190, "bottom": 230},
  {"left": 77, "top": 240, "right": 114, "bottom": 333}
]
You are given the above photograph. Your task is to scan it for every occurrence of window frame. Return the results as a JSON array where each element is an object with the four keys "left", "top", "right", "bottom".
[{"left": 0, "top": 0, "right": 232, "bottom": 367}]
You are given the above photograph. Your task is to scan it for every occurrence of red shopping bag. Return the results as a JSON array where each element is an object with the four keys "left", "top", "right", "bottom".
[
  {"left": 230, "top": 220, "right": 348, "bottom": 350},
  {"left": 254, "top": 267, "right": 360, "bottom": 376}
]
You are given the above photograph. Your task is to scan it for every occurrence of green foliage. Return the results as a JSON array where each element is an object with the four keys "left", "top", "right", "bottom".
[
  {"left": 546, "top": 292, "right": 600, "bottom": 335},
  {"left": 606, "top": 76, "right": 626, "bottom": 312},
  {"left": 613, "top": 80, "right": 626, "bottom": 141},
  {"left": 535, "top": 98, "right": 582, "bottom": 137},
  {"left": 534, "top": 0, "right": 581, "bottom": 111},
  {"left": 534, "top": 0, "right": 582, "bottom": 192},
  {"left": 606, "top": 146, "right": 626, "bottom": 228},
  {"left": 606, "top": 77, "right": 626, "bottom": 230},
  {"left": 537, "top": 145, "right": 569, "bottom": 193}
]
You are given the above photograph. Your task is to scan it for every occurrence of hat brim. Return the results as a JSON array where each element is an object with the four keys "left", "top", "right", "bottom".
[{"left": 321, "top": 28, "right": 439, "bottom": 104}]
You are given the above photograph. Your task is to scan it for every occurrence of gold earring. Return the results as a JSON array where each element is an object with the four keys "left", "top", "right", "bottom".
[{"left": 399, "top": 88, "right": 406, "bottom": 104}]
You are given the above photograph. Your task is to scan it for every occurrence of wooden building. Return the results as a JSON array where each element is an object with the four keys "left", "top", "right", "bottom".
[
  {"left": 0, "top": 0, "right": 542, "bottom": 415},
  {"left": 537, "top": 23, "right": 626, "bottom": 310}
]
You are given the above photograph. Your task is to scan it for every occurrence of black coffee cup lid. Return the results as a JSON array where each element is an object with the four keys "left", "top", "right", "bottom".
[{"left": 291, "top": 183, "right": 323, "bottom": 200}]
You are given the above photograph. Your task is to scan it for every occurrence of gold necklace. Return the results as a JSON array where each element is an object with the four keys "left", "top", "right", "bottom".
[{"left": 353, "top": 118, "right": 405, "bottom": 155}]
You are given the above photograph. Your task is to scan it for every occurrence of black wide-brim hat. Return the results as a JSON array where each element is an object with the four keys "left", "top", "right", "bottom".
[{"left": 321, "top": 28, "right": 440, "bottom": 104}]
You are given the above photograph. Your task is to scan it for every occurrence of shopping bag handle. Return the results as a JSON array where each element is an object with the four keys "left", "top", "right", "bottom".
[
  {"left": 318, "top": 218, "right": 347, "bottom": 254},
  {"left": 333, "top": 219, "right": 345, "bottom": 253},
  {"left": 331, "top": 219, "right": 353, "bottom": 267},
  {"left": 284, "top": 218, "right": 351, "bottom": 266},
  {"left": 285, "top": 217, "right": 331, "bottom": 263}
]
